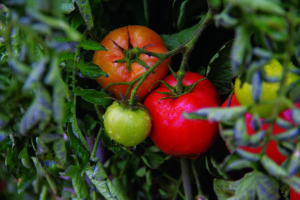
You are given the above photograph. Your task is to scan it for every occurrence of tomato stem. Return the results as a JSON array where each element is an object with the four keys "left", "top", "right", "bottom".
[
  {"left": 176, "top": 10, "right": 214, "bottom": 93},
  {"left": 181, "top": 158, "right": 193, "bottom": 200},
  {"left": 91, "top": 127, "right": 102, "bottom": 159}
]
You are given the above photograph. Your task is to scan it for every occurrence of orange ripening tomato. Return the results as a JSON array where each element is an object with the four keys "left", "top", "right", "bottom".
[{"left": 93, "top": 25, "right": 171, "bottom": 100}]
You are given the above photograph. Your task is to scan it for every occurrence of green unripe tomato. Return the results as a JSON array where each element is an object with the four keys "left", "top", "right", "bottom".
[{"left": 103, "top": 101, "right": 152, "bottom": 147}]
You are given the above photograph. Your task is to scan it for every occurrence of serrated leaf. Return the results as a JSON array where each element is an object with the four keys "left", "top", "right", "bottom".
[
  {"left": 235, "top": 172, "right": 280, "bottom": 200},
  {"left": 183, "top": 106, "right": 247, "bottom": 124},
  {"left": 67, "top": 123, "right": 90, "bottom": 165},
  {"left": 214, "top": 178, "right": 240, "bottom": 200},
  {"left": 80, "top": 39, "right": 106, "bottom": 51},
  {"left": 77, "top": 59, "right": 107, "bottom": 79},
  {"left": 19, "top": 86, "right": 52, "bottom": 135},
  {"left": 53, "top": 138, "right": 67, "bottom": 166},
  {"left": 74, "top": 87, "right": 110, "bottom": 106},
  {"left": 161, "top": 24, "right": 198, "bottom": 50},
  {"left": 75, "top": 0, "right": 94, "bottom": 30},
  {"left": 23, "top": 59, "right": 48, "bottom": 90},
  {"left": 61, "top": 165, "right": 89, "bottom": 199},
  {"left": 207, "top": 40, "right": 234, "bottom": 95},
  {"left": 31, "top": 157, "right": 62, "bottom": 196},
  {"left": 86, "top": 161, "right": 126, "bottom": 200}
]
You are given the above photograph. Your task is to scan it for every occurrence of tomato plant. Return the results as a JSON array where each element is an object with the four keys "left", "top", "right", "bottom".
[
  {"left": 1, "top": 0, "right": 300, "bottom": 200},
  {"left": 144, "top": 72, "right": 221, "bottom": 159},
  {"left": 235, "top": 59, "right": 299, "bottom": 118},
  {"left": 103, "top": 101, "right": 152, "bottom": 147},
  {"left": 93, "top": 25, "right": 171, "bottom": 100},
  {"left": 222, "top": 93, "right": 300, "bottom": 165}
]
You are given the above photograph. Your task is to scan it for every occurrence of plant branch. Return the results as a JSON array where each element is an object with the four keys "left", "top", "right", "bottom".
[
  {"left": 176, "top": 10, "right": 215, "bottom": 92},
  {"left": 181, "top": 158, "right": 193, "bottom": 200},
  {"left": 91, "top": 127, "right": 102, "bottom": 159}
]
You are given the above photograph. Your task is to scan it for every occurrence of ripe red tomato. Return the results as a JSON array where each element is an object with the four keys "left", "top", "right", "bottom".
[
  {"left": 93, "top": 25, "right": 171, "bottom": 100},
  {"left": 143, "top": 72, "right": 221, "bottom": 159},
  {"left": 221, "top": 93, "right": 300, "bottom": 165}
]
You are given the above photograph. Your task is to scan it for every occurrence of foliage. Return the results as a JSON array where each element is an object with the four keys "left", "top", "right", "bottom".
[{"left": 0, "top": 0, "right": 299, "bottom": 200}]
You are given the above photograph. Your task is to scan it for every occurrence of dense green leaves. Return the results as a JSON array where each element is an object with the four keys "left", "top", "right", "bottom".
[
  {"left": 1, "top": 0, "right": 300, "bottom": 199},
  {"left": 215, "top": 172, "right": 280, "bottom": 200}
]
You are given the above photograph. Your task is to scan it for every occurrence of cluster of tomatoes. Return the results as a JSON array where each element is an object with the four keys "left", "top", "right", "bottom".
[{"left": 93, "top": 25, "right": 300, "bottom": 197}]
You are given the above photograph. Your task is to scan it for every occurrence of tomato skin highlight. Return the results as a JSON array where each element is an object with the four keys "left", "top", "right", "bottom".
[
  {"left": 103, "top": 101, "right": 152, "bottom": 147},
  {"left": 143, "top": 72, "right": 221, "bottom": 159},
  {"left": 93, "top": 25, "right": 171, "bottom": 100}
]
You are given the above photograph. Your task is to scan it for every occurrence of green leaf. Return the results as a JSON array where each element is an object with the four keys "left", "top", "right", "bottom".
[
  {"left": 80, "top": 39, "right": 106, "bottom": 51},
  {"left": 17, "top": 172, "right": 36, "bottom": 194},
  {"left": 83, "top": 115, "right": 98, "bottom": 136},
  {"left": 52, "top": 80, "right": 68, "bottom": 126},
  {"left": 19, "top": 86, "right": 52, "bottom": 135},
  {"left": 141, "top": 145, "right": 170, "bottom": 169},
  {"left": 0, "top": 136, "right": 12, "bottom": 153},
  {"left": 9, "top": 59, "right": 31, "bottom": 81},
  {"left": 75, "top": 0, "right": 94, "bottom": 30},
  {"left": 230, "top": 25, "right": 252, "bottom": 74},
  {"left": 74, "top": 87, "right": 111, "bottom": 106},
  {"left": 31, "top": 157, "right": 63, "bottom": 196},
  {"left": 23, "top": 59, "right": 48, "bottom": 90},
  {"left": 161, "top": 24, "right": 198, "bottom": 50},
  {"left": 183, "top": 106, "right": 247, "bottom": 125},
  {"left": 214, "top": 178, "right": 239, "bottom": 200},
  {"left": 67, "top": 123, "right": 90, "bottom": 165},
  {"left": 86, "top": 161, "right": 126, "bottom": 200},
  {"left": 260, "top": 155, "right": 288, "bottom": 178},
  {"left": 215, "top": 172, "right": 280, "bottom": 200},
  {"left": 227, "top": 0, "right": 285, "bottom": 16},
  {"left": 53, "top": 138, "right": 67, "bottom": 166},
  {"left": 60, "top": 0, "right": 76, "bottom": 13},
  {"left": 207, "top": 40, "right": 234, "bottom": 95},
  {"left": 77, "top": 59, "right": 107, "bottom": 79},
  {"left": 136, "top": 166, "right": 146, "bottom": 177},
  {"left": 61, "top": 165, "right": 89, "bottom": 199},
  {"left": 236, "top": 172, "right": 279, "bottom": 200}
]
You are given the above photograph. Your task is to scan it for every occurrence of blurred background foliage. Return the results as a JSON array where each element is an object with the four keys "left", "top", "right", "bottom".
[{"left": 0, "top": 0, "right": 299, "bottom": 199}]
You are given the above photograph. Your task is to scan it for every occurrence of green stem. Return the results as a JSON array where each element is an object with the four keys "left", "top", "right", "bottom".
[
  {"left": 128, "top": 58, "right": 165, "bottom": 105},
  {"left": 181, "top": 158, "right": 193, "bottom": 200},
  {"left": 93, "top": 190, "right": 97, "bottom": 200},
  {"left": 143, "top": 0, "right": 150, "bottom": 27},
  {"left": 176, "top": 10, "right": 214, "bottom": 93},
  {"left": 191, "top": 160, "right": 203, "bottom": 196},
  {"left": 125, "top": 2, "right": 217, "bottom": 104},
  {"left": 91, "top": 127, "right": 102, "bottom": 159}
]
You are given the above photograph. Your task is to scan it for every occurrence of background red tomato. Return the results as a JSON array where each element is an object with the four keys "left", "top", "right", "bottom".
[
  {"left": 143, "top": 72, "right": 221, "bottom": 159},
  {"left": 221, "top": 94, "right": 300, "bottom": 199},
  {"left": 93, "top": 25, "right": 171, "bottom": 100},
  {"left": 221, "top": 93, "right": 300, "bottom": 165}
]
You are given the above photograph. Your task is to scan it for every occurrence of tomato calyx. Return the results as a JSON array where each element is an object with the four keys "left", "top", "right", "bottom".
[
  {"left": 112, "top": 94, "right": 152, "bottom": 117},
  {"left": 110, "top": 27, "right": 156, "bottom": 73},
  {"left": 151, "top": 75, "right": 206, "bottom": 102}
]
